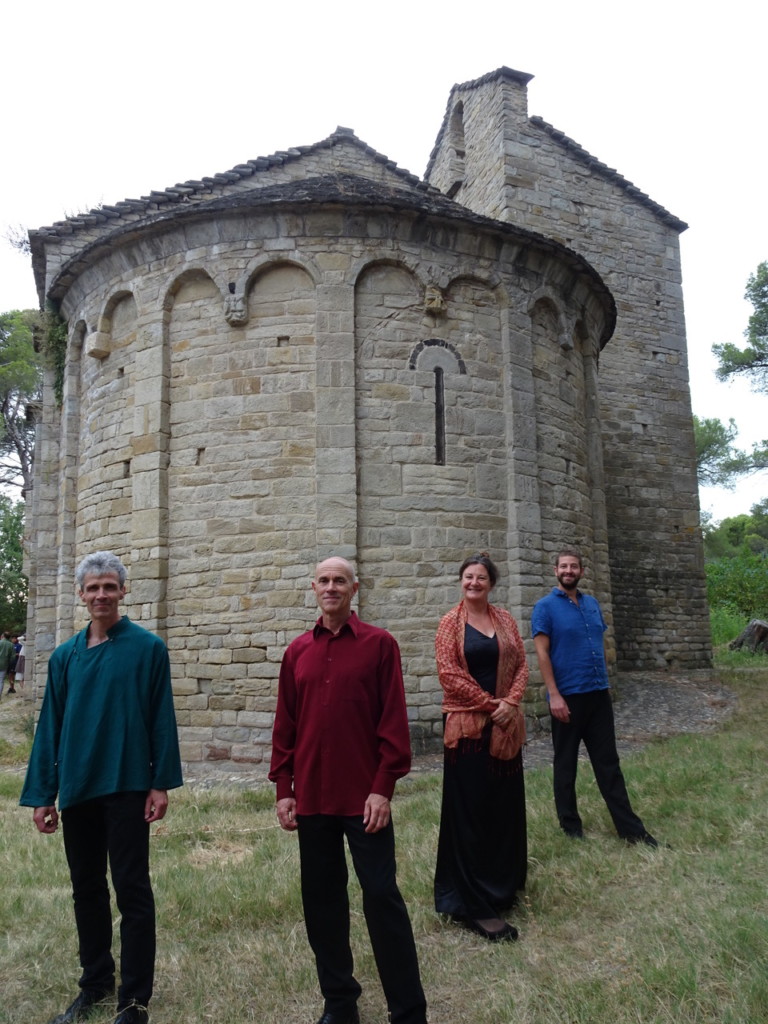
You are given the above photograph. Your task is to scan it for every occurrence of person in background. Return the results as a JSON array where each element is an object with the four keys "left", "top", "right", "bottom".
[
  {"left": 6, "top": 633, "right": 21, "bottom": 693},
  {"left": 434, "top": 552, "right": 529, "bottom": 942},
  {"left": 0, "top": 631, "right": 14, "bottom": 699},
  {"left": 20, "top": 551, "right": 183, "bottom": 1024},
  {"left": 531, "top": 547, "right": 659, "bottom": 846},
  {"left": 270, "top": 556, "right": 427, "bottom": 1024},
  {"left": 12, "top": 634, "right": 25, "bottom": 691}
]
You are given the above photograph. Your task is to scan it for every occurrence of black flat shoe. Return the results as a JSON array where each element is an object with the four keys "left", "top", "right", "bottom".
[
  {"left": 623, "top": 831, "right": 669, "bottom": 849},
  {"left": 466, "top": 918, "right": 518, "bottom": 943},
  {"left": 48, "top": 989, "right": 114, "bottom": 1024},
  {"left": 114, "top": 1005, "right": 149, "bottom": 1024},
  {"left": 314, "top": 1008, "right": 360, "bottom": 1024}
]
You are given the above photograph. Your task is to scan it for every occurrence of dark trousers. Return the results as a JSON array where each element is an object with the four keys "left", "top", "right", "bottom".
[
  {"left": 297, "top": 814, "right": 427, "bottom": 1024},
  {"left": 551, "top": 689, "right": 646, "bottom": 838},
  {"left": 61, "top": 792, "right": 155, "bottom": 1010}
]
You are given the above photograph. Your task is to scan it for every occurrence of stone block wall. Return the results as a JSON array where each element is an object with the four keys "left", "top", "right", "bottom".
[
  {"left": 426, "top": 68, "right": 710, "bottom": 671},
  {"left": 29, "top": 188, "right": 614, "bottom": 764},
  {"left": 27, "top": 66, "right": 707, "bottom": 769}
]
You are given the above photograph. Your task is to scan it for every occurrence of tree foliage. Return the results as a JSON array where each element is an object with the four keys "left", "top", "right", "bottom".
[
  {"left": 706, "top": 554, "right": 768, "bottom": 620},
  {"left": 693, "top": 414, "right": 768, "bottom": 490},
  {"left": 703, "top": 499, "right": 768, "bottom": 560},
  {"left": 693, "top": 415, "right": 749, "bottom": 487},
  {"left": 0, "top": 309, "right": 42, "bottom": 496},
  {"left": 0, "top": 495, "right": 27, "bottom": 632},
  {"left": 3, "top": 224, "right": 32, "bottom": 257},
  {"left": 705, "top": 500, "right": 768, "bottom": 623},
  {"left": 713, "top": 260, "right": 768, "bottom": 391}
]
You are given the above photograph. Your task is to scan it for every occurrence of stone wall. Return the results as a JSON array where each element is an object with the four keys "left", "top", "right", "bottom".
[
  {"left": 426, "top": 67, "right": 710, "bottom": 671},
  {"left": 29, "top": 187, "right": 614, "bottom": 764},
  {"left": 25, "top": 66, "right": 710, "bottom": 768}
]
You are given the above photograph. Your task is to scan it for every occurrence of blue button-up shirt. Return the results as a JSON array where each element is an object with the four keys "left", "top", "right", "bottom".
[{"left": 531, "top": 587, "right": 609, "bottom": 696}]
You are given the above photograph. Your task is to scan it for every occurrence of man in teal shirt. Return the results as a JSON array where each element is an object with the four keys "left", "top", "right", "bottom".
[{"left": 20, "top": 552, "right": 182, "bottom": 1024}]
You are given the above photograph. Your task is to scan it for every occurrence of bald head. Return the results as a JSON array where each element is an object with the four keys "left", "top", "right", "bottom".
[
  {"left": 312, "top": 557, "right": 358, "bottom": 630},
  {"left": 314, "top": 556, "right": 356, "bottom": 583}
]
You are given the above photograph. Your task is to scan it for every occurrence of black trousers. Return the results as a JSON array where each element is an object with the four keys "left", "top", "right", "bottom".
[
  {"left": 551, "top": 689, "right": 646, "bottom": 838},
  {"left": 297, "top": 814, "right": 427, "bottom": 1024},
  {"left": 61, "top": 792, "right": 155, "bottom": 1010}
]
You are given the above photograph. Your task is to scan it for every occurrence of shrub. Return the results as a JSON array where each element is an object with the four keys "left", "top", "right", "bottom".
[
  {"left": 706, "top": 553, "right": 768, "bottom": 619},
  {"left": 709, "top": 605, "right": 748, "bottom": 647}
]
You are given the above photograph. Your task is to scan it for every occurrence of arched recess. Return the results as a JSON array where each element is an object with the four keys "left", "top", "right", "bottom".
[
  {"left": 166, "top": 260, "right": 318, "bottom": 706},
  {"left": 530, "top": 295, "right": 592, "bottom": 560},
  {"left": 76, "top": 290, "right": 138, "bottom": 561},
  {"left": 355, "top": 263, "right": 509, "bottom": 668},
  {"left": 222, "top": 252, "right": 322, "bottom": 327},
  {"left": 243, "top": 251, "right": 322, "bottom": 295}
]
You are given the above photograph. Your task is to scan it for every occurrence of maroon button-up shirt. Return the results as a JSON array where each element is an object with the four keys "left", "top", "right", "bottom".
[{"left": 269, "top": 612, "right": 412, "bottom": 815}]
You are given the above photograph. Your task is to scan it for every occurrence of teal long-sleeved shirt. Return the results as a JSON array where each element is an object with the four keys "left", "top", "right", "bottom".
[{"left": 20, "top": 616, "right": 183, "bottom": 811}]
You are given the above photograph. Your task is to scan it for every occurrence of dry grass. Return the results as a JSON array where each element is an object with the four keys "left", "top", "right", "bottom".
[{"left": 1, "top": 657, "right": 766, "bottom": 1024}]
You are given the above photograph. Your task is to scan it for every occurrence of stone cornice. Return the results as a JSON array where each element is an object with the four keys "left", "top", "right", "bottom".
[
  {"left": 29, "top": 128, "right": 433, "bottom": 304},
  {"left": 39, "top": 171, "right": 617, "bottom": 347}
]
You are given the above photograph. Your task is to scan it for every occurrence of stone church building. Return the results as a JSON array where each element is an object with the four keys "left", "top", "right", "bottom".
[{"left": 27, "top": 66, "right": 711, "bottom": 764}]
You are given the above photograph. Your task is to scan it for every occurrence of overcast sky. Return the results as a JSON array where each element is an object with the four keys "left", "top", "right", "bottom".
[{"left": 2, "top": 0, "right": 765, "bottom": 522}]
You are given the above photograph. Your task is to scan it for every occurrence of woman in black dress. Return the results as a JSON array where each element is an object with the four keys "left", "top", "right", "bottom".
[{"left": 433, "top": 553, "right": 529, "bottom": 941}]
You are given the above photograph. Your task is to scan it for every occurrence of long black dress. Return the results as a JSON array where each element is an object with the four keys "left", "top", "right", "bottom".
[{"left": 434, "top": 624, "right": 527, "bottom": 919}]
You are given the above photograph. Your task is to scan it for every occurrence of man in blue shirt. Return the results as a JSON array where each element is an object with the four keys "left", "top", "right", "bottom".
[{"left": 532, "top": 548, "right": 658, "bottom": 845}]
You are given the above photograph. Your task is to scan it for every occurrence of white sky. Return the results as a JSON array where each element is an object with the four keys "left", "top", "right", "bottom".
[{"left": 2, "top": 0, "right": 765, "bottom": 523}]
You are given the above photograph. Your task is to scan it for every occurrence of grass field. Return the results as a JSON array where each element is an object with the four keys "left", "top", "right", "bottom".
[{"left": 1, "top": 654, "right": 766, "bottom": 1024}]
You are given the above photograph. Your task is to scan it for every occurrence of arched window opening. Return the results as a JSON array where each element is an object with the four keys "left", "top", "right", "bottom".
[{"left": 409, "top": 339, "right": 466, "bottom": 465}]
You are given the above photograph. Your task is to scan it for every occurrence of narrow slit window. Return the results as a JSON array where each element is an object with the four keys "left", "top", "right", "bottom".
[{"left": 434, "top": 367, "right": 445, "bottom": 465}]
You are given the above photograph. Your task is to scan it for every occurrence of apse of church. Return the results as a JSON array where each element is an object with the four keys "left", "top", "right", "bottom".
[{"left": 27, "top": 67, "right": 710, "bottom": 765}]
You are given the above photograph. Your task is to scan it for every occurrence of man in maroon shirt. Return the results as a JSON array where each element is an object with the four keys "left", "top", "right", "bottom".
[{"left": 269, "top": 556, "right": 427, "bottom": 1024}]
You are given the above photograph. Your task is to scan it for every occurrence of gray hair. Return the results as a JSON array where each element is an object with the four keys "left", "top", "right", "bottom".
[
  {"left": 75, "top": 551, "right": 127, "bottom": 588},
  {"left": 314, "top": 556, "right": 357, "bottom": 583}
]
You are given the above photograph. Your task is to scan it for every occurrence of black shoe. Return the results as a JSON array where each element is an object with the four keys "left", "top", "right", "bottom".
[
  {"left": 114, "top": 1006, "right": 149, "bottom": 1024},
  {"left": 624, "top": 831, "right": 665, "bottom": 848},
  {"left": 466, "top": 918, "right": 519, "bottom": 943},
  {"left": 563, "top": 829, "right": 585, "bottom": 840},
  {"left": 314, "top": 1009, "right": 360, "bottom": 1024},
  {"left": 48, "top": 989, "right": 114, "bottom": 1024}
]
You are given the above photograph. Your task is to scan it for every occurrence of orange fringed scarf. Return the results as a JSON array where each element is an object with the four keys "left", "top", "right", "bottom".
[{"left": 435, "top": 601, "right": 529, "bottom": 761}]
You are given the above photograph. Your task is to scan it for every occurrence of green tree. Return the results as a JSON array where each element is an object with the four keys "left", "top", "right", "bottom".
[
  {"left": 702, "top": 500, "right": 768, "bottom": 560},
  {"left": 0, "top": 495, "right": 27, "bottom": 632},
  {"left": 706, "top": 553, "right": 768, "bottom": 619},
  {"left": 693, "top": 415, "right": 752, "bottom": 487},
  {"left": 713, "top": 261, "right": 768, "bottom": 391},
  {"left": 0, "top": 309, "right": 42, "bottom": 497}
]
